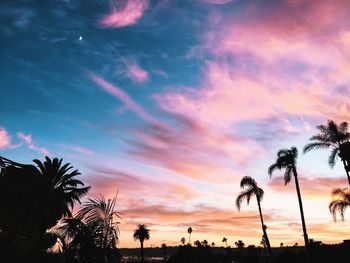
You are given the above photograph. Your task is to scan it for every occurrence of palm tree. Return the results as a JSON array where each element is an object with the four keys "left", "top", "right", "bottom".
[
  {"left": 236, "top": 176, "right": 272, "bottom": 255},
  {"left": 133, "top": 224, "right": 150, "bottom": 263},
  {"left": 303, "top": 120, "right": 350, "bottom": 185},
  {"left": 235, "top": 240, "right": 245, "bottom": 249},
  {"left": 180, "top": 237, "right": 186, "bottom": 245},
  {"left": 0, "top": 156, "right": 90, "bottom": 248},
  {"left": 329, "top": 187, "right": 350, "bottom": 220},
  {"left": 222, "top": 237, "right": 228, "bottom": 247},
  {"left": 187, "top": 227, "right": 193, "bottom": 244},
  {"left": 54, "top": 193, "right": 122, "bottom": 262},
  {"left": 268, "top": 147, "right": 309, "bottom": 247},
  {"left": 211, "top": 242, "right": 215, "bottom": 247}
]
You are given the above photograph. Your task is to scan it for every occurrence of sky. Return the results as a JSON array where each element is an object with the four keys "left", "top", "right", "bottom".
[{"left": 1, "top": 0, "right": 350, "bottom": 248}]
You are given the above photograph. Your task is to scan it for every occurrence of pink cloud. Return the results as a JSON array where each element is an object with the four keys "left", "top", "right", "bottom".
[
  {"left": 69, "top": 145, "right": 93, "bottom": 156},
  {"left": 124, "top": 59, "right": 149, "bottom": 84},
  {"left": 17, "top": 132, "right": 49, "bottom": 156},
  {"left": 0, "top": 128, "right": 11, "bottom": 150},
  {"left": 100, "top": 0, "right": 148, "bottom": 28},
  {"left": 90, "top": 73, "right": 164, "bottom": 127}
]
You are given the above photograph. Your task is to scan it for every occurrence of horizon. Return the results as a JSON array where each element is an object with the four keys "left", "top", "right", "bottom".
[{"left": 1, "top": 0, "right": 350, "bottom": 249}]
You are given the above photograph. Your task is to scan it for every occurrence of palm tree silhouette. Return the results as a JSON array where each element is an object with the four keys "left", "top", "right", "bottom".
[
  {"left": 187, "top": 227, "right": 193, "bottom": 244},
  {"left": 222, "top": 237, "right": 228, "bottom": 247},
  {"left": 235, "top": 240, "right": 245, "bottom": 249},
  {"left": 211, "top": 242, "right": 215, "bottom": 247},
  {"left": 236, "top": 176, "right": 272, "bottom": 255},
  {"left": 329, "top": 187, "right": 350, "bottom": 220},
  {"left": 268, "top": 147, "right": 309, "bottom": 247},
  {"left": 180, "top": 237, "right": 186, "bottom": 245},
  {"left": 54, "top": 192, "right": 122, "bottom": 262},
  {"left": 303, "top": 120, "right": 350, "bottom": 185},
  {"left": 133, "top": 224, "right": 150, "bottom": 263},
  {"left": 0, "top": 156, "right": 90, "bottom": 247}
]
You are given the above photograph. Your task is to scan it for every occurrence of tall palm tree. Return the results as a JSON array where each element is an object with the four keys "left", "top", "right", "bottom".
[
  {"left": 329, "top": 187, "right": 350, "bottom": 221},
  {"left": 236, "top": 176, "right": 272, "bottom": 255},
  {"left": 222, "top": 237, "right": 228, "bottom": 247},
  {"left": 133, "top": 224, "right": 150, "bottom": 263},
  {"left": 268, "top": 147, "right": 309, "bottom": 247},
  {"left": 187, "top": 227, "right": 193, "bottom": 244},
  {"left": 303, "top": 120, "right": 350, "bottom": 185}
]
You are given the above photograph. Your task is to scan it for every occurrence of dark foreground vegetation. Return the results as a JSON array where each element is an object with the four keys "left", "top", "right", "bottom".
[{"left": 1, "top": 120, "right": 350, "bottom": 263}]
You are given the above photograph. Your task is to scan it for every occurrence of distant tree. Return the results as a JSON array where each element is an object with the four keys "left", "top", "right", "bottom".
[
  {"left": 194, "top": 240, "right": 201, "bottom": 247},
  {"left": 236, "top": 176, "right": 272, "bottom": 255},
  {"left": 268, "top": 147, "right": 309, "bottom": 247},
  {"left": 202, "top": 240, "right": 208, "bottom": 247},
  {"left": 211, "top": 242, "right": 215, "bottom": 247},
  {"left": 329, "top": 187, "right": 350, "bottom": 220},
  {"left": 280, "top": 242, "right": 284, "bottom": 248},
  {"left": 161, "top": 243, "right": 167, "bottom": 261},
  {"left": 133, "top": 224, "right": 150, "bottom": 263},
  {"left": 222, "top": 237, "right": 228, "bottom": 247},
  {"left": 235, "top": 240, "right": 245, "bottom": 249},
  {"left": 187, "top": 227, "right": 193, "bottom": 244},
  {"left": 180, "top": 237, "right": 186, "bottom": 245},
  {"left": 303, "top": 120, "right": 350, "bottom": 185}
]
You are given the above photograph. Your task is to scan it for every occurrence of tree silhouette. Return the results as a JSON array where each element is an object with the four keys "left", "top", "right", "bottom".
[
  {"left": 0, "top": 156, "right": 90, "bottom": 251},
  {"left": 54, "top": 192, "right": 121, "bottom": 262},
  {"left": 222, "top": 237, "right": 228, "bottom": 247},
  {"left": 133, "top": 224, "right": 150, "bottom": 263},
  {"left": 329, "top": 187, "right": 350, "bottom": 220},
  {"left": 211, "top": 242, "right": 215, "bottom": 247},
  {"left": 268, "top": 147, "right": 309, "bottom": 247},
  {"left": 235, "top": 240, "right": 245, "bottom": 249},
  {"left": 187, "top": 227, "right": 193, "bottom": 244},
  {"left": 180, "top": 237, "right": 186, "bottom": 245},
  {"left": 236, "top": 176, "right": 272, "bottom": 255},
  {"left": 303, "top": 120, "right": 350, "bottom": 185}
]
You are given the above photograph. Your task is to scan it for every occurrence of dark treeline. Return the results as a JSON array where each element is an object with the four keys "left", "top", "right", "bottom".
[{"left": 1, "top": 120, "right": 350, "bottom": 263}]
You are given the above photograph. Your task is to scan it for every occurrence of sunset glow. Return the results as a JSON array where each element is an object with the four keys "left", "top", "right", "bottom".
[{"left": 2, "top": 0, "right": 350, "bottom": 249}]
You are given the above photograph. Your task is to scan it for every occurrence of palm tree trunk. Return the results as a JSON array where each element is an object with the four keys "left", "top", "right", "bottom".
[
  {"left": 257, "top": 198, "right": 272, "bottom": 255},
  {"left": 189, "top": 233, "right": 191, "bottom": 244},
  {"left": 341, "top": 159, "right": 350, "bottom": 186},
  {"left": 141, "top": 241, "right": 144, "bottom": 263},
  {"left": 293, "top": 167, "right": 309, "bottom": 247}
]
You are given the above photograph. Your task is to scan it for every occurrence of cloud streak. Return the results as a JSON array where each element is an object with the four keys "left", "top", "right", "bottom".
[
  {"left": 100, "top": 0, "right": 148, "bottom": 28},
  {"left": 17, "top": 132, "right": 49, "bottom": 156}
]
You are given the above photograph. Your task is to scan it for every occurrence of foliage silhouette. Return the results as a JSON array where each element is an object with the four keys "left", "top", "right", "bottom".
[
  {"left": 268, "top": 147, "right": 309, "bottom": 247},
  {"left": 133, "top": 224, "right": 150, "bottom": 263},
  {"left": 329, "top": 187, "right": 350, "bottom": 221},
  {"left": 303, "top": 120, "right": 350, "bottom": 185},
  {"left": 0, "top": 156, "right": 90, "bottom": 257},
  {"left": 53, "top": 192, "right": 122, "bottom": 262},
  {"left": 187, "top": 227, "right": 193, "bottom": 245},
  {"left": 236, "top": 176, "right": 272, "bottom": 255},
  {"left": 222, "top": 237, "right": 227, "bottom": 247}
]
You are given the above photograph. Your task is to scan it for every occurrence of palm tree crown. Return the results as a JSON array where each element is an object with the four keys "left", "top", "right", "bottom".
[
  {"left": 236, "top": 176, "right": 264, "bottom": 209},
  {"left": 329, "top": 188, "right": 350, "bottom": 221},
  {"left": 133, "top": 224, "right": 150, "bottom": 243},
  {"left": 303, "top": 120, "right": 350, "bottom": 185},
  {"left": 303, "top": 120, "right": 350, "bottom": 167},
  {"left": 268, "top": 147, "right": 298, "bottom": 185}
]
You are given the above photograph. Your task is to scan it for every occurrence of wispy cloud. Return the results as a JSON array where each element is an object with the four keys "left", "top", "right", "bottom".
[
  {"left": 68, "top": 145, "right": 93, "bottom": 156},
  {"left": 124, "top": 59, "right": 149, "bottom": 84},
  {"left": 90, "top": 73, "right": 164, "bottom": 127},
  {"left": 17, "top": 132, "right": 49, "bottom": 156},
  {"left": 0, "top": 128, "right": 11, "bottom": 149},
  {"left": 100, "top": 0, "right": 148, "bottom": 28}
]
